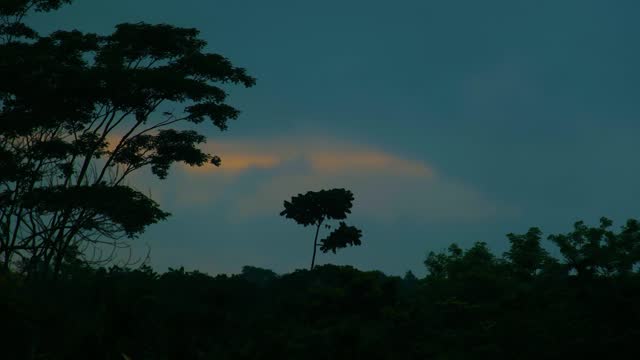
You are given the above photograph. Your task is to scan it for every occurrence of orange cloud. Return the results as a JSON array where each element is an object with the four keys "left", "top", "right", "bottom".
[
  {"left": 120, "top": 133, "right": 514, "bottom": 223},
  {"left": 309, "top": 151, "right": 433, "bottom": 177},
  {"left": 180, "top": 136, "right": 434, "bottom": 179},
  {"left": 183, "top": 153, "right": 281, "bottom": 174},
  {"left": 222, "top": 153, "right": 281, "bottom": 172}
]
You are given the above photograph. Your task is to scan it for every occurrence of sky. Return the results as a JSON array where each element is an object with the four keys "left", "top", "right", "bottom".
[{"left": 29, "top": 0, "right": 640, "bottom": 276}]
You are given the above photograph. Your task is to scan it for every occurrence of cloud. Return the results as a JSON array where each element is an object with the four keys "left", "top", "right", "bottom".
[
  {"left": 182, "top": 135, "right": 433, "bottom": 178},
  {"left": 229, "top": 169, "right": 506, "bottom": 224},
  {"left": 105, "top": 131, "right": 515, "bottom": 224},
  {"left": 183, "top": 152, "right": 281, "bottom": 175},
  {"left": 162, "top": 134, "right": 514, "bottom": 223},
  {"left": 308, "top": 150, "right": 432, "bottom": 177}
]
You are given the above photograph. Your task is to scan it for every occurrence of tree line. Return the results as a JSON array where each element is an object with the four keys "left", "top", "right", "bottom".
[{"left": 2, "top": 217, "right": 640, "bottom": 359}]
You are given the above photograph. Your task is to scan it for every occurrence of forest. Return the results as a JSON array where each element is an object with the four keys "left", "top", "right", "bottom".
[
  {"left": 3, "top": 218, "right": 640, "bottom": 359},
  {"left": 2, "top": 1, "right": 640, "bottom": 359}
]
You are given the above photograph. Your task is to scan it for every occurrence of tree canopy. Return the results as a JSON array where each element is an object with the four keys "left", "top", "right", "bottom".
[
  {"left": 281, "top": 189, "right": 363, "bottom": 269},
  {"left": 3, "top": 217, "right": 640, "bottom": 359},
  {"left": 0, "top": 0, "right": 255, "bottom": 276}
]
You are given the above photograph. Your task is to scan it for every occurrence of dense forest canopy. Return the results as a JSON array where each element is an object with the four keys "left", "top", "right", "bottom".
[{"left": 2, "top": 217, "right": 640, "bottom": 359}]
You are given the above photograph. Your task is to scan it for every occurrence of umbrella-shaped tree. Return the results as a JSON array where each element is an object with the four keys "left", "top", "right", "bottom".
[{"left": 280, "top": 188, "right": 363, "bottom": 269}]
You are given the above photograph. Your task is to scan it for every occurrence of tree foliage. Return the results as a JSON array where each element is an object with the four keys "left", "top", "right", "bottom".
[
  {"left": 548, "top": 217, "right": 640, "bottom": 277},
  {"left": 281, "top": 189, "right": 363, "bottom": 269},
  {"left": 280, "top": 188, "right": 355, "bottom": 226},
  {"left": 3, "top": 217, "right": 640, "bottom": 359},
  {"left": 503, "top": 227, "right": 554, "bottom": 279},
  {"left": 319, "top": 221, "right": 363, "bottom": 254},
  {"left": 0, "top": 0, "right": 255, "bottom": 276}
]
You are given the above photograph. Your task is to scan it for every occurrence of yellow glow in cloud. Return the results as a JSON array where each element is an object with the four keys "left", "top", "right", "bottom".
[
  {"left": 127, "top": 133, "right": 513, "bottom": 223},
  {"left": 222, "top": 153, "right": 281, "bottom": 172},
  {"left": 309, "top": 151, "right": 433, "bottom": 177},
  {"left": 166, "top": 134, "right": 477, "bottom": 220},
  {"left": 183, "top": 153, "right": 281, "bottom": 174},
  {"left": 185, "top": 136, "right": 434, "bottom": 178}
]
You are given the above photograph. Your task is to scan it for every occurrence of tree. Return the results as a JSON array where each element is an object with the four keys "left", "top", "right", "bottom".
[
  {"left": 0, "top": 0, "right": 255, "bottom": 277},
  {"left": 280, "top": 188, "right": 363, "bottom": 270},
  {"left": 240, "top": 265, "right": 278, "bottom": 286},
  {"left": 424, "top": 242, "right": 503, "bottom": 282},
  {"left": 548, "top": 217, "right": 640, "bottom": 278},
  {"left": 424, "top": 244, "right": 462, "bottom": 280},
  {"left": 504, "top": 227, "right": 554, "bottom": 279}
]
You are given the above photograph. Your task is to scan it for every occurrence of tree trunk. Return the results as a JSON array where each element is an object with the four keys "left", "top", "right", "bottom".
[{"left": 310, "top": 220, "right": 323, "bottom": 270}]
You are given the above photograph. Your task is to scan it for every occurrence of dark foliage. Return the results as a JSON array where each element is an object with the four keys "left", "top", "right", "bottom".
[
  {"left": 280, "top": 189, "right": 354, "bottom": 227},
  {"left": 281, "top": 188, "right": 363, "bottom": 269},
  {"left": 2, "top": 218, "right": 640, "bottom": 359},
  {"left": 319, "top": 221, "right": 363, "bottom": 254},
  {"left": 0, "top": 0, "right": 254, "bottom": 276}
]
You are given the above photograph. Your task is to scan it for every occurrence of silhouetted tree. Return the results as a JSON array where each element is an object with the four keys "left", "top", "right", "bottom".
[
  {"left": 424, "top": 243, "right": 462, "bottom": 280},
  {"left": 280, "top": 189, "right": 362, "bottom": 269},
  {"left": 0, "top": 0, "right": 255, "bottom": 276},
  {"left": 548, "top": 217, "right": 640, "bottom": 277},
  {"left": 240, "top": 265, "right": 278, "bottom": 286},
  {"left": 504, "top": 227, "right": 554, "bottom": 279}
]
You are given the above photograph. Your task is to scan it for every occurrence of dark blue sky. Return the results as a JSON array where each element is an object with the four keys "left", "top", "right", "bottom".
[{"left": 30, "top": 0, "right": 640, "bottom": 276}]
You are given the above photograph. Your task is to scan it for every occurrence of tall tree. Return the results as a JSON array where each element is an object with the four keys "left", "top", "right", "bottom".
[
  {"left": 280, "top": 188, "right": 363, "bottom": 269},
  {"left": 0, "top": 0, "right": 255, "bottom": 276}
]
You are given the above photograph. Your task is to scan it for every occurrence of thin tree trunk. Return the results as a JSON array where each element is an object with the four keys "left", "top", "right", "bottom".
[{"left": 310, "top": 220, "right": 323, "bottom": 270}]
